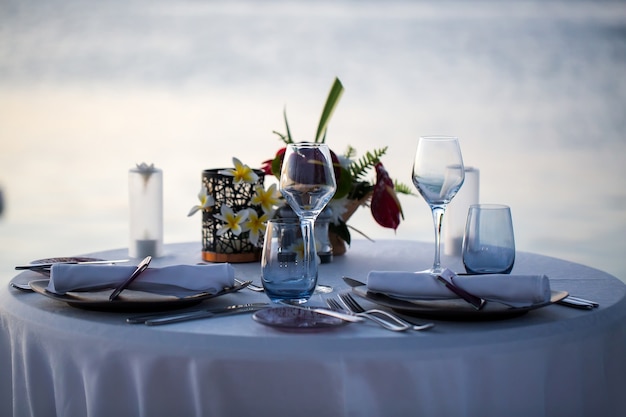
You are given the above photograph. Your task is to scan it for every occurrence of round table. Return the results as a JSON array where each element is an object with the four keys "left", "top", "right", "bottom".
[{"left": 1, "top": 240, "right": 625, "bottom": 417}]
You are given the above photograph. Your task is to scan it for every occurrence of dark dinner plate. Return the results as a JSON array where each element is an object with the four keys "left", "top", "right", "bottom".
[
  {"left": 28, "top": 279, "right": 249, "bottom": 313},
  {"left": 30, "top": 256, "right": 105, "bottom": 265},
  {"left": 11, "top": 257, "right": 106, "bottom": 282},
  {"left": 352, "top": 285, "right": 568, "bottom": 321}
]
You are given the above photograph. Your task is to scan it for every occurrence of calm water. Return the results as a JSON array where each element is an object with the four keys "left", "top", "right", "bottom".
[{"left": 1, "top": 0, "right": 625, "bottom": 281}]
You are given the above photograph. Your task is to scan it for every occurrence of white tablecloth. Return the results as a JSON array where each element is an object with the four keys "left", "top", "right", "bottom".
[{"left": 1, "top": 240, "right": 625, "bottom": 417}]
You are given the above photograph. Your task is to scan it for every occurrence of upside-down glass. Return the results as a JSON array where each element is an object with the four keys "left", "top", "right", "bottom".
[
  {"left": 462, "top": 204, "right": 516, "bottom": 274},
  {"left": 261, "top": 219, "right": 316, "bottom": 304},
  {"left": 412, "top": 136, "right": 465, "bottom": 273},
  {"left": 279, "top": 143, "right": 336, "bottom": 301}
]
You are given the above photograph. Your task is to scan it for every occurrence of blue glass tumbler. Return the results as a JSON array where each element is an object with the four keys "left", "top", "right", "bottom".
[
  {"left": 261, "top": 219, "right": 317, "bottom": 304},
  {"left": 462, "top": 204, "right": 515, "bottom": 274}
]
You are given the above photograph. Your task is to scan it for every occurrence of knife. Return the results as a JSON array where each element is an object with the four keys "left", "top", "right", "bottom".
[
  {"left": 277, "top": 302, "right": 365, "bottom": 323},
  {"left": 141, "top": 303, "right": 269, "bottom": 326},
  {"left": 436, "top": 270, "right": 487, "bottom": 311},
  {"left": 565, "top": 296, "right": 599, "bottom": 308},
  {"left": 15, "top": 259, "right": 130, "bottom": 270},
  {"left": 109, "top": 256, "right": 152, "bottom": 301},
  {"left": 126, "top": 302, "right": 269, "bottom": 324},
  {"left": 343, "top": 276, "right": 366, "bottom": 288},
  {"left": 557, "top": 297, "right": 596, "bottom": 310}
]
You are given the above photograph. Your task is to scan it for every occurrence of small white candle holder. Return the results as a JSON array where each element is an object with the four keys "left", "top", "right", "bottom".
[{"left": 129, "top": 163, "right": 163, "bottom": 258}]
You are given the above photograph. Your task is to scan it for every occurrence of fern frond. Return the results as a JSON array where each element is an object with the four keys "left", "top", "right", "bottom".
[
  {"left": 343, "top": 145, "right": 357, "bottom": 160},
  {"left": 394, "top": 181, "right": 416, "bottom": 196},
  {"left": 350, "top": 147, "right": 388, "bottom": 181}
]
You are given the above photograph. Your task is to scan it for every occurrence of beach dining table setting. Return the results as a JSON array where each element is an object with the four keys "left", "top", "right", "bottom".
[{"left": 2, "top": 79, "right": 626, "bottom": 417}]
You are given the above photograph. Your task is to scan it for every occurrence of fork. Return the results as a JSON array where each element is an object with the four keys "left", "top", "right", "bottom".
[
  {"left": 338, "top": 292, "right": 435, "bottom": 331},
  {"left": 234, "top": 279, "right": 264, "bottom": 292},
  {"left": 326, "top": 298, "right": 409, "bottom": 332},
  {"left": 233, "top": 279, "right": 333, "bottom": 294}
]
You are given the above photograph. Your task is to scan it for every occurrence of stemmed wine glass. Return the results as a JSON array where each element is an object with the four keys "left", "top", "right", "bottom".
[
  {"left": 279, "top": 142, "right": 337, "bottom": 300},
  {"left": 412, "top": 136, "right": 465, "bottom": 274}
]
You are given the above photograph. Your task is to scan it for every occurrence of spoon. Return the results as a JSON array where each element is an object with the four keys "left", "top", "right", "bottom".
[{"left": 9, "top": 282, "right": 32, "bottom": 291}]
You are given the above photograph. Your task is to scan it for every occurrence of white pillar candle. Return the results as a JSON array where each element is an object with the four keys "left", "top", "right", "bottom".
[
  {"left": 129, "top": 163, "right": 163, "bottom": 258},
  {"left": 444, "top": 167, "right": 479, "bottom": 256}
]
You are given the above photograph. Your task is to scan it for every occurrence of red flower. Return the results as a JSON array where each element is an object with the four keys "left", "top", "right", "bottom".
[
  {"left": 371, "top": 162, "right": 404, "bottom": 230},
  {"left": 261, "top": 147, "right": 286, "bottom": 176}
]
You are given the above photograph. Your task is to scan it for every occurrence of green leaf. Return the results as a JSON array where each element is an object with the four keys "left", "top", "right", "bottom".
[
  {"left": 333, "top": 166, "right": 353, "bottom": 200},
  {"left": 283, "top": 107, "right": 294, "bottom": 143},
  {"left": 272, "top": 130, "right": 287, "bottom": 143},
  {"left": 349, "top": 181, "right": 374, "bottom": 200},
  {"left": 271, "top": 154, "right": 283, "bottom": 178},
  {"left": 329, "top": 220, "right": 351, "bottom": 245},
  {"left": 315, "top": 77, "right": 344, "bottom": 143},
  {"left": 347, "top": 224, "right": 375, "bottom": 242}
]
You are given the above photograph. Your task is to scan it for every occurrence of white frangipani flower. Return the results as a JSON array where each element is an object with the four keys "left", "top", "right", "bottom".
[
  {"left": 251, "top": 184, "right": 281, "bottom": 214},
  {"left": 187, "top": 186, "right": 215, "bottom": 216},
  {"left": 242, "top": 209, "right": 271, "bottom": 246},
  {"left": 218, "top": 157, "right": 259, "bottom": 184},
  {"left": 214, "top": 205, "right": 249, "bottom": 236}
]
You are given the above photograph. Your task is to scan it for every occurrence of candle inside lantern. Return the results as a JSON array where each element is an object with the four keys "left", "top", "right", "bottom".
[
  {"left": 129, "top": 163, "right": 163, "bottom": 258},
  {"left": 133, "top": 239, "right": 158, "bottom": 259}
]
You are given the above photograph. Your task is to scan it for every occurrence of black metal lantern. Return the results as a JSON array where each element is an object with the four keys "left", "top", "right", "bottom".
[{"left": 201, "top": 168, "right": 265, "bottom": 263}]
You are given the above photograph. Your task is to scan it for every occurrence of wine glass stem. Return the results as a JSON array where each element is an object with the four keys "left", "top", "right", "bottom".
[
  {"left": 430, "top": 205, "right": 446, "bottom": 273},
  {"left": 300, "top": 217, "right": 316, "bottom": 279}
]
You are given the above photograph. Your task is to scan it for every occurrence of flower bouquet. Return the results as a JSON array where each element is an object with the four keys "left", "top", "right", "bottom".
[
  {"left": 262, "top": 77, "right": 411, "bottom": 253},
  {"left": 189, "top": 77, "right": 411, "bottom": 260}
]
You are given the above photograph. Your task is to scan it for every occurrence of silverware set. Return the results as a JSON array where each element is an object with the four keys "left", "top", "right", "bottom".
[
  {"left": 121, "top": 289, "right": 600, "bottom": 327},
  {"left": 127, "top": 294, "right": 435, "bottom": 331},
  {"left": 326, "top": 293, "right": 435, "bottom": 332},
  {"left": 127, "top": 303, "right": 270, "bottom": 325},
  {"left": 325, "top": 298, "right": 406, "bottom": 331},
  {"left": 339, "top": 293, "right": 435, "bottom": 331},
  {"left": 233, "top": 278, "right": 433, "bottom": 332}
]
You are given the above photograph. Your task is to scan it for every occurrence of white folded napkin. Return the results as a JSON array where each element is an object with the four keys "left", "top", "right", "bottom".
[
  {"left": 367, "top": 271, "right": 551, "bottom": 307},
  {"left": 47, "top": 263, "right": 235, "bottom": 296}
]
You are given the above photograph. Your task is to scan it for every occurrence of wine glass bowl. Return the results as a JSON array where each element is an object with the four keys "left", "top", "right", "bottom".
[
  {"left": 412, "top": 136, "right": 465, "bottom": 273},
  {"left": 412, "top": 163, "right": 464, "bottom": 205},
  {"left": 280, "top": 144, "right": 337, "bottom": 220}
]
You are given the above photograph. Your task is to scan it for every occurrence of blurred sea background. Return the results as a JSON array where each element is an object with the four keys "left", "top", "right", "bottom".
[{"left": 1, "top": 0, "right": 625, "bottom": 281}]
